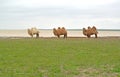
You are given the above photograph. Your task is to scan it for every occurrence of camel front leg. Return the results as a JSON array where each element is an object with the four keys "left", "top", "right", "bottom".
[
  {"left": 64, "top": 34, "right": 67, "bottom": 38},
  {"left": 87, "top": 35, "right": 91, "bottom": 38},
  {"left": 36, "top": 33, "right": 39, "bottom": 38},
  {"left": 95, "top": 34, "right": 97, "bottom": 38},
  {"left": 57, "top": 35, "right": 60, "bottom": 38},
  {"left": 30, "top": 34, "right": 33, "bottom": 37}
]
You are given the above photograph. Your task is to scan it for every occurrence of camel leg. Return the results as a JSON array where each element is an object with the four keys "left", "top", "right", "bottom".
[
  {"left": 95, "top": 34, "right": 97, "bottom": 38},
  {"left": 89, "top": 35, "right": 91, "bottom": 38},
  {"left": 31, "top": 33, "right": 34, "bottom": 38},
  {"left": 64, "top": 35, "right": 65, "bottom": 38},
  {"left": 87, "top": 35, "right": 91, "bottom": 38},
  {"left": 36, "top": 33, "right": 39, "bottom": 38},
  {"left": 57, "top": 35, "right": 60, "bottom": 38},
  {"left": 64, "top": 34, "right": 67, "bottom": 38},
  {"left": 31, "top": 35, "right": 33, "bottom": 38},
  {"left": 65, "top": 34, "right": 67, "bottom": 38}
]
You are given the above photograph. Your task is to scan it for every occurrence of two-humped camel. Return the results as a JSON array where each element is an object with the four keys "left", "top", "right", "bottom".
[
  {"left": 53, "top": 27, "right": 67, "bottom": 38},
  {"left": 27, "top": 27, "right": 39, "bottom": 38},
  {"left": 83, "top": 26, "right": 98, "bottom": 38}
]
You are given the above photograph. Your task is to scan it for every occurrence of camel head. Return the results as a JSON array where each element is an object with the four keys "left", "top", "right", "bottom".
[
  {"left": 83, "top": 28, "right": 87, "bottom": 35},
  {"left": 53, "top": 28, "right": 57, "bottom": 36},
  {"left": 53, "top": 28, "right": 56, "bottom": 31},
  {"left": 27, "top": 29, "right": 33, "bottom": 37}
]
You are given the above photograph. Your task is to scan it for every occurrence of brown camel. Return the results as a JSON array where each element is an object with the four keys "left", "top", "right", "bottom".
[
  {"left": 53, "top": 27, "right": 67, "bottom": 38},
  {"left": 27, "top": 27, "right": 39, "bottom": 38},
  {"left": 83, "top": 26, "right": 98, "bottom": 38}
]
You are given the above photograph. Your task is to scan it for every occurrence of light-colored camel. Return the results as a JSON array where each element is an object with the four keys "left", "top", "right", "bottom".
[
  {"left": 53, "top": 27, "right": 67, "bottom": 38},
  {"left": 83, "top": 26, "right": 98, "bottom": 38},
  {"left": 27, "top": 27, "right": 39, "bottom": 38}
]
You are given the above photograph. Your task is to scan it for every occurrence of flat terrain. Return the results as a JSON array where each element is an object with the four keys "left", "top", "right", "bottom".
[{"left": 0, "top": 37, "right": 120, "bottom": 77}]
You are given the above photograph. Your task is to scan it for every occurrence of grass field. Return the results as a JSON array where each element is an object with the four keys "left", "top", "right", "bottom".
[{"left": 0, "top": 37, "right": 120, "bottom": 77}]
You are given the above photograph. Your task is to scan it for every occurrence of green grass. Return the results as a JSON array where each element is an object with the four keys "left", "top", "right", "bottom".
[{"left": 0, "top": 37, "right": 120, "bottom": 77}]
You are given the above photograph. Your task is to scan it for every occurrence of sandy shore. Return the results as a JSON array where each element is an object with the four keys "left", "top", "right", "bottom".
[{"left": 0, "top": 29, "right": 120, "bottom": 38}]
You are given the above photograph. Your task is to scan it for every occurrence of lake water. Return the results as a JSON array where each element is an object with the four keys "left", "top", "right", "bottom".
[{"left": 0, "top": 29, "right": 120, "bottom": 37}]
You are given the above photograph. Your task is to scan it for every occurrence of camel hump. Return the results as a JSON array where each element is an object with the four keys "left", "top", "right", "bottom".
[
  {"left": 32, "top": 27, "right": 39, "bottom": 33},
  {"left": 58, "top": 27, "right": 61, "bottom": 29},
  {"left": 92, "top": 26, "right": 97, "bottom": 30},
  {"left": 88, "top": 26, "right": 91, "bottom": 29},
  {"left": 62, "top": 27, "right": 65, "bottom": 29},
  {"left": 31, "top": 27, "right": 37, "bottom": 30},
  {"left": 92, "top": 26, "right": 98, "bottom": 33}
]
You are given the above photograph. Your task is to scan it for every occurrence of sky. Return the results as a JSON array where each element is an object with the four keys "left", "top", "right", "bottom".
[{"left": 0, "top": 0, "right": 120, "bottom": 29}]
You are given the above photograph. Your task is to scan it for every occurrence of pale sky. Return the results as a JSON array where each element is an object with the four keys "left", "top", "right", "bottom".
[{"left": 0, "top": 0, "right": 120, "bottom": 29}]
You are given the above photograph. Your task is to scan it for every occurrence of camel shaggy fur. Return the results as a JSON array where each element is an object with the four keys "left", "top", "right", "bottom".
[
  {"left": 83, "top": 26, "right": 98, "bottom": 38},
  {"left": 27, "top": 27, "right": 39, "bottom": 38},
  {"left": 53, "top": 27, "right": 67, "bottom": 38}
]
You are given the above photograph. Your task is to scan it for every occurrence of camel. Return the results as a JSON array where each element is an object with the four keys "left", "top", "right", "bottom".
[
  {"left": 83, "top": 26, "right": 98, "bottom": 38},
  {"left": 53, "top": 27, "right": 67, "bottom": 38},
  {"left": 27, "top": 27, "right": 39, "bottom": 38}
]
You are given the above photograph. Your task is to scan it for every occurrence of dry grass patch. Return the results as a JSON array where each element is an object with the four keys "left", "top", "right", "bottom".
[{"left": 74, "top": 65, "right": 119, "bottom": 77}]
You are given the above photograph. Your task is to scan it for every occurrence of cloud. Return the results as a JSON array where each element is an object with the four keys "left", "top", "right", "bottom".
[
  {"left": 0, "top": 0, "right": 118, "bottom": 8},
  {"left": 0, "top": 0, "right": 120, "bottom": 29}
]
